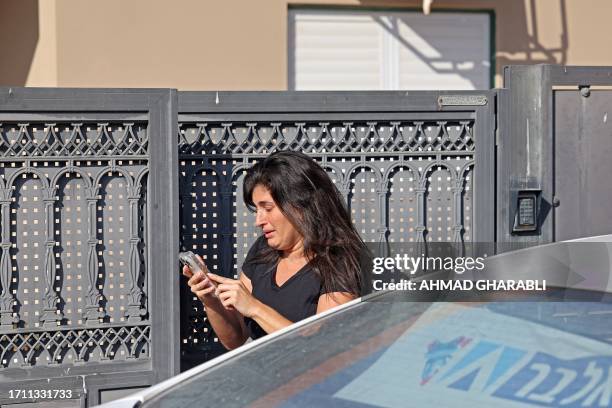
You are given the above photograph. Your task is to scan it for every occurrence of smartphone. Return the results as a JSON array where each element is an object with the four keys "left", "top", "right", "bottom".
[{"left": 178, "top": 251, "right": 218, "bottom": 289}]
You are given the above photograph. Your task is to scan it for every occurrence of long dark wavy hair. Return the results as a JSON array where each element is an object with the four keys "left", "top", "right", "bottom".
[{"left": 243, "top": 150, "right": 365, "bottom": 297}]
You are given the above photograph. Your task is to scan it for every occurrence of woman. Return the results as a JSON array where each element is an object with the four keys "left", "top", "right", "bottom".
[{"left": 183, "top": 150, "right": 367, "bottom": 350}]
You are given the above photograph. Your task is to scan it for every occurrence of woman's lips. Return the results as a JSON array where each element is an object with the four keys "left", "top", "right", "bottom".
[{"left": 264, "top": 230, "right": 275, "bottom": 238}]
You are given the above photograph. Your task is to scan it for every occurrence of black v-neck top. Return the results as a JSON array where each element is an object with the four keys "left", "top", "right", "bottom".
[{"left": 241, "top": 235, "right": 343, "bottom": 340}]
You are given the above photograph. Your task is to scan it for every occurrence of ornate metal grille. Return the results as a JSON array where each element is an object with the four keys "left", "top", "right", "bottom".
[
  {"left": 0, "top": 324, "right": 150, "bottom": 367},
  {"left": 0, "top": 122, "right": 150, "bottom": 368},
  {"left": 178, "top": 115, "right": 477, "bottom": 367},
  {"left": 0, "top": 123, "right": 148, "bottom": 158},
  {"left": 177, "top": 121, "right": 474, "bottom": 155}
]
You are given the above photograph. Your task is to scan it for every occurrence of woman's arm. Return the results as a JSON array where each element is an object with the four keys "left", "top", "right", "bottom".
[
  {"left": 209, "top": 273, "right": 295, "bottom": 334},
  {"left": 247, "top": 291, "right": 355, "bottom": 333},
  {"left": 316, "top": 292, "right": 355, "bottom": 313},
  {"left": 248, "top": 300, "right": 294, "bottom": 334},
  {"left": 200, "top": 295, "right": 249, "bottom": 350},
  {"left": 183, "top": 264, "right": 248, "bottom": 350},
  {"left": 209, "top": 274, "right": 357, "bottom": 334}
]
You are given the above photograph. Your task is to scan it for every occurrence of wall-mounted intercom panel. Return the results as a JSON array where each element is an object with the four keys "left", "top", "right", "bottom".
[{"left": 510, "top": 179, "right": 542, "bottom": 234}]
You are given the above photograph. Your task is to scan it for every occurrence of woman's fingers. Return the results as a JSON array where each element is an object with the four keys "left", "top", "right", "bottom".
[
  {"left": 207, "top": 273, "right": 234, "bottom": 284},
  {"left": 215, "top": 283, "right": 242, "bottom": 298},
  {"left": 191, "top": 277, "right": 213, "bottom": 291},
  {"left": 193, "top": 286, "right": 215, "bottom": 297},
  {"left": 187, "top": 273, "right": 198, "bottom": 286},
  {"left": 216, "top": 290, "right": 233, "bottom": 306},
  {"left": 214, "top": 281, "right": 238, "bottom": 296},
  {"left": 181, "top": 254, "right": 220, "bottom": 302},
  {"left": 192, "top": 279, "right": 215, "bottom": 301},
  {"left": 217, "top": 291, "right": 232, "bottom": 302},
  {"left": 187, "top": 271, "right": 208, "bottom": 287},
  {"left": 184, "top": 267, "right": 244, "bottom": 303},
  {"left": 216, "top": 282, "right": 239, "bottom": 291},
  {"left": 220, "top": 295, "right": 235, "bottom": 309}
]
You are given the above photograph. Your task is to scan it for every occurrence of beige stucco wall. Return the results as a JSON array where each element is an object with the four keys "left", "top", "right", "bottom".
[{"left": 1, "top": 0, "right": 611, "bottom": 89}]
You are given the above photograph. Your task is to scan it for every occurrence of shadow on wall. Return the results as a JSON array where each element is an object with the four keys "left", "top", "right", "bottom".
[
  {"left": 495, "top": 0, "right": 568, "bottom": 66},
  {"left": 0, "top": 0, "right": 569, "bottom": 89},
  {"left": 0, "top": 0, "right": 38, "bottom": 86},
  {"left": 370, "top": 12, "right": 491, "bottom": 89},
  {"left": 357, "top": 0, "right": 568, "bottom": 84}
]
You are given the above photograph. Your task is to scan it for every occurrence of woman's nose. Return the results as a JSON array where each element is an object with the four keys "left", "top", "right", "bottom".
[{"left": 255, "top": 210, "right": 266, "bottom": 227}]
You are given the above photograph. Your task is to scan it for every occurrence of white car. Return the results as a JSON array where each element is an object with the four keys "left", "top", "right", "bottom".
[{"left": 97, "top": 236, "right": 612, "bottom": 408}]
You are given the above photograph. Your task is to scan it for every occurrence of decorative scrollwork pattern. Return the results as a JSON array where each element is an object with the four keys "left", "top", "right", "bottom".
[
  {"left": 179, "top": 121, "right": 474, "bottom": 155},
  {"left": 0, "top": 123, "right": 148, "bottom": 158},
  {"left": 0, "top": 324, "right": 150, "bottom": 367}
]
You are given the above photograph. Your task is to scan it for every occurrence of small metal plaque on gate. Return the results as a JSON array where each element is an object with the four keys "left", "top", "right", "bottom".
[{"left": 438, "top": 95, "right": 488, "bottom": 106}]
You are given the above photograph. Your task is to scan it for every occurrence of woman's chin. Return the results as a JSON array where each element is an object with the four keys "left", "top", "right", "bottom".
[{"left": 265, "top": 237, "right": 278, "bottom": 247}]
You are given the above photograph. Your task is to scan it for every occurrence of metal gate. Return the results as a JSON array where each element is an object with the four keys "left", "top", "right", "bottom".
[
  {"left": 3, "top": 64, "right": 612, "bottom": 407},
  {"left": 498, "top": 65, "right": 612, "bottom": 245},
  {"left": 176, "top": 90, "right": 496, "bottom": 369},
  {"left": 0, "top": 83, "right": 565, "bottom": 405},
  {"left": 0, "top": 88, "right": 180, "bottom": 407}
]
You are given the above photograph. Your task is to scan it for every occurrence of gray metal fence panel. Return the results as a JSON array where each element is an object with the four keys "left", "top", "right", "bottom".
[
  {"left": 554, "top": 90, "right": 612, "bottom": 241},
  {"left": 499, "top": 65, "right": 612, "bottom": 246},
  {"left": 0, "top": 88, "right": 179, "bottom": 407},
  {"left": 177, "top": 90, "right": 496, "bottom": 369},
  {"left": 3, "top": 65, "right": 612, "bottom": 404},
  {"left": 0, "top": 87, "right": 497, "bottom": 402}
]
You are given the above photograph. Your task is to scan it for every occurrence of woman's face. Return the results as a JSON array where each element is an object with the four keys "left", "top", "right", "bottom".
[{"left": 252, "top": 184, "right": 303, "bottom": 253}]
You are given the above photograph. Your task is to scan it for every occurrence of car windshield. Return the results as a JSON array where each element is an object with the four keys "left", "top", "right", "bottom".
[{"left": 145, "top": 290, "right": 612, "bottom": 408}]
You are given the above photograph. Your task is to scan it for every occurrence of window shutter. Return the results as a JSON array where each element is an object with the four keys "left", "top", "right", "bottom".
[{"left": 289, "top": 9, "right": 491, "bottom": 90}]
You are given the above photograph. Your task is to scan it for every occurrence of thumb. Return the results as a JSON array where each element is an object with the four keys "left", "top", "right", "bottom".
[{"left": 182, "top": 265, "right": 193, "bottom": 278}]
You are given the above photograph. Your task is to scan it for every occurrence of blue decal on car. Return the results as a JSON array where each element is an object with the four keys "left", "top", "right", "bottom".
[
  {"left": 426, "top": 338, "right": 612, "bottom": 407},
  {"left": 421, "top": 336, "right": 472, "bottom": 385}
]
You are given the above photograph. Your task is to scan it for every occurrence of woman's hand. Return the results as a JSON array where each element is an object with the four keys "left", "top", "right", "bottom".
[
  {"left": 208, "top": 273, "right": 260, "bottom": 318},
  {"left": 182, "top": 255, "right": 216, "bottom": 303}
]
